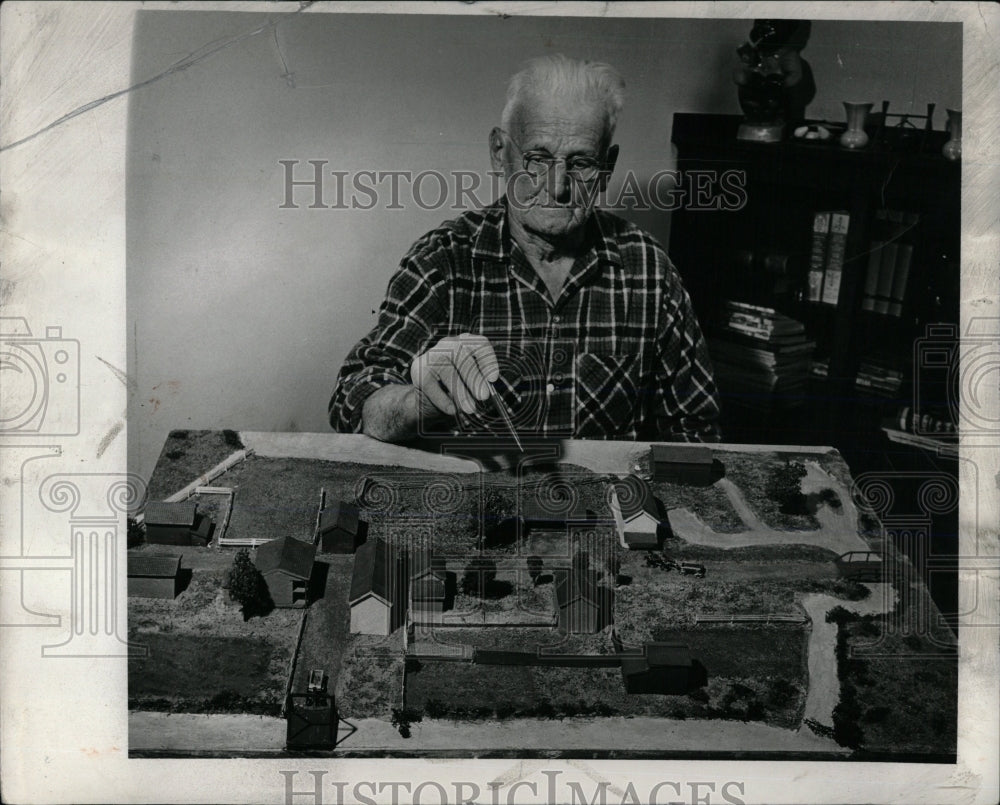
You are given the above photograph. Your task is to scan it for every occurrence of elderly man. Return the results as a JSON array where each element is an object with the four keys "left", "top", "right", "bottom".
[{"left": 329, "top": 55, "right": 720, "bottom": 444}]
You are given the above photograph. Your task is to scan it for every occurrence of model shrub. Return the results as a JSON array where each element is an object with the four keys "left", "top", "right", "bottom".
[
  {"left": 226, "top": 548, "right": 272, "bottom": 618},
  {"left": 222, "top": 429, "right": 244, "bottom": 449},
  {"left": 826, "top": 605, "right": 858, "bottom": 625},
  {"left": 390, "top": 706, "right": 423, "bottom": 738},
  {"left": 766, "top": 460, "right": 807, "bottom": 514}
]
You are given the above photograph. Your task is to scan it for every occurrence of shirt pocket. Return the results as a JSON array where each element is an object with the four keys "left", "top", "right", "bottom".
[{"left": 575, "top": 352, "right": 639, "bottom": 437}]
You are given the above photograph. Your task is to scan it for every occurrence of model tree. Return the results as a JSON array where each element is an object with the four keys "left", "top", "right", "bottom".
[
  {"left": 127, "top": 517, "right": 145, "bottom": 548},
  {"left": 227, "top": 548, "right": 272, "bottom": 618},
  {"left": 482, "top": 486, "right": 516, "bottom": 547},
  {"left": 766, "top": 460, "right": 807, "bottom": 514}
]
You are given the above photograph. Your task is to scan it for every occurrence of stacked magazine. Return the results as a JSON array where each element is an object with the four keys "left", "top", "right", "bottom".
[
  {"left": 707, "top": 300, "right": 816, "bottom": 410},
  {"left": 855, "top": 356, "right": 904, "bottom": 397}
]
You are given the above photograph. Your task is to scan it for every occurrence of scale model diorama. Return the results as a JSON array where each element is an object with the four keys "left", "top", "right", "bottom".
[{"left": 127, "top": 430, "right": 956, "bottom": 759}]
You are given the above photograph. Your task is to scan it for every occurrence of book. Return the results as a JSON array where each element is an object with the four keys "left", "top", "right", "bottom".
[
  {"left": 861, "top": 239, "right": 885, "bottom": 312},
  {"left": 865, "top": 209, "right": 919, "bottom": 316},
  {"left": 724, "top": 300, "right": 780, "bottom": 316},
  {"left": 725, "top": 315, "right": 803, "bottom": 336},
  {"left": 887, "top": 232, "right": 915, "bottom": 317},
  {"left": 714, "top": 300, "right": 807, "bottom": 346},
  {"left": 855, "top": 353, "right": 905, "bottom": 397},
  {"left": 708, "top": 308, "right": 815, "bottom": 411},
  {"left": 709, "top": 327, "right": 817, "bottom": 354},
  {"left": 887, "top": 243, "right": 913, "bottom": 317},
  {"left": 862, "top": 209, "right": 893, "bottom": 312},
  {"left": 709, "top": 343, "right": 815, "bottom": 367},
  {"left": 873, "top": 241, "right": 898, "bottom": 314},
  {"left": 721, "top": 300, "right": 805, "bottom": 334},
  {"left": 881, "top": 426, "right": 958, "bottom": 458},
  {"left": 807, "top": 212, "right": 831, "bottom": 302},
  {"left": 889, "top": 405, "right": 956, "bottom": 435},
  {"left": 721, "top": 324, "right": 807, "bottom": 344},
  {"left": 821, "top": 211, "right": 850, "bottom": 305}
]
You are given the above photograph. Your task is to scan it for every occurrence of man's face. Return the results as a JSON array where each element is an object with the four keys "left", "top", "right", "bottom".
[{"left": 491, "top": 96, "right": 618, "bottom": 241}]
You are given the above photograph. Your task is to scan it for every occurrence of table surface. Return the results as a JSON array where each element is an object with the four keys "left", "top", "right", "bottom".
[
  {"left": 132, "top": 431, "right": 957, "bottom": 760},
  {"left": 238, "top": 431, "right": 839, "bottom": 475}
]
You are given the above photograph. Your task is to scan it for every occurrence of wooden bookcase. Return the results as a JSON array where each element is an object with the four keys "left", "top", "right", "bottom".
[{"left": 668, "top": 112, "right": 960, "bottom": 471}]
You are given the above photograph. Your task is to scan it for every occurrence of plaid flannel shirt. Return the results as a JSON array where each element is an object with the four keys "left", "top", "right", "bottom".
[{"left": 329, "top": 200, "right": 721, "bottom": 441}]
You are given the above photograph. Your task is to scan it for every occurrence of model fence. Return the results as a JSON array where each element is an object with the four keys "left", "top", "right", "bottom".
[{"left": 693, "top": 613, "right": 808, "bottom": 625}]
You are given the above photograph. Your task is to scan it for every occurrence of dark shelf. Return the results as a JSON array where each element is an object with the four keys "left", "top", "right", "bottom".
[
  {"left": 670, "top": 113, "right": 961, "bottom": 623},
  {"left": 671, "top": 112, "right": 959, "bottom": 201},
  {"left": 669, "top": 112, "right": 959, "bottom": 459}
]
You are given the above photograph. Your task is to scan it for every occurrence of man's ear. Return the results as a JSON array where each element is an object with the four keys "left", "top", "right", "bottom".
[
  {"left": 599, "top": 144, "right": 620, "bottom": 190},
  {"left": 489, "top": 127, "right": 506, "bottom": 174}
]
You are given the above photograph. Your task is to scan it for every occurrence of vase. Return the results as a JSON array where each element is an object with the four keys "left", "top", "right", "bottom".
[
  {"left": 942, "top": 108, "right": 962, "bottom": 160},
  {"left": 839, "top": 102, "right": 873, "bottom": 149}
]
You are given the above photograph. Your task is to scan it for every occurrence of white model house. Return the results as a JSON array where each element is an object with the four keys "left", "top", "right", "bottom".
[
  {"left": 349, "top": 538, "right": 405, "bottom": 635},
  {"left": 609, "top": 476, "right": 664, "bottom": 550}
]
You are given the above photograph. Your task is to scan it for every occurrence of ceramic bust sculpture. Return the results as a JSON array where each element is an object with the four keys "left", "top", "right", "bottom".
[{"left": 733, "top": 19, "right": 816, "bottom": 143}]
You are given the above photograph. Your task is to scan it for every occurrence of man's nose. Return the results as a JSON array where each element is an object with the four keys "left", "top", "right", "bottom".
[{"left": 546, "top": 162, "right": 573, "bottom": 201}]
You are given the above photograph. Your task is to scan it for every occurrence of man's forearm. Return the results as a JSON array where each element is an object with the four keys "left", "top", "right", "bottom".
[{"left": 360, "top": 384, "right": 424, "bottom": 442}]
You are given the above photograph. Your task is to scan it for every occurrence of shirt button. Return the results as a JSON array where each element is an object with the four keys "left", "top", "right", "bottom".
[
  {"left": 553, "top": 373, "right": 564, "bottom": 383},
  {"left": 546, "top": 383, "right": 555, "bottom": 394},
  {"left": 552, "top": 315, "right": 561, "bottom": 323}
]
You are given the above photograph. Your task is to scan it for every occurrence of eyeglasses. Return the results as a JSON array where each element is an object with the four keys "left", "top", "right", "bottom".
[{"left": 501, "top": 131, "right": 605, "bottom": 183}]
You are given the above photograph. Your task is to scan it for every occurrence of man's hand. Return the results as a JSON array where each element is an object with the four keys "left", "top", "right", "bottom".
[
  {"left": 359, "top": 334, "right": 500, "bottom": 443},
  {"left": 409, "top": 333, "right": 500, "bottom": 418}
]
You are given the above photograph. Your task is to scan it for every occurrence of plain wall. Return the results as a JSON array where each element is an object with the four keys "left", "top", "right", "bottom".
[{"left": 127, "top": 10, "right": 961, "bottom": 482}]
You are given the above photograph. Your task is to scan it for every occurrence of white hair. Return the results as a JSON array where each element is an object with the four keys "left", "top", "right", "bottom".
[{"left": 501, "top": 54, "right": 626, "bottom": 141}]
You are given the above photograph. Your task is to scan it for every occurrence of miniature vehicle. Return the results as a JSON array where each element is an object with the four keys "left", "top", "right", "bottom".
[
  {"left": 644, "top": 552, "right": 670, "bottom": 569},
  {"left": 644, "top": 553, "right": 699, "bottom": 575},
  {"left": 835, "top": 550, "right": 883, "bottom": 581},
  {"left": 307, "top": 669, "right": 328, "bottom": 694}
]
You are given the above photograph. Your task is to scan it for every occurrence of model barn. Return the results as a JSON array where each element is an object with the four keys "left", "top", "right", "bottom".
[
  {"left": 408, "top": 550, "right": 448, "bottom": 614},
  {"left": 318, "top": 501, "right": 362, "bottom": 554},
  {"left": 127, "top": 554, "right": 182, "bottom": 599},
  {"left": 554, "top": 569, "right": 613, "bottom": 634},
  {"left": 349, "top": 538, "right": 405, "bottom": 635},
  {"left": 521, "top": 494, "right": 590, "bottom": 532},
  {"left": 609, "top": 477, "right": 665, "bottom": 550},
  {"left": 650, "top": 444, "right": 714, "bottom": 485},
  {"left": 621, "top": 642, "right": 692, "bottom": 694},
  {"left": 255, "top": 536, "right": 316, "bottom": 608},
  {"left": 144, "top": 501, "right": 213, "bottom": 546}
]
